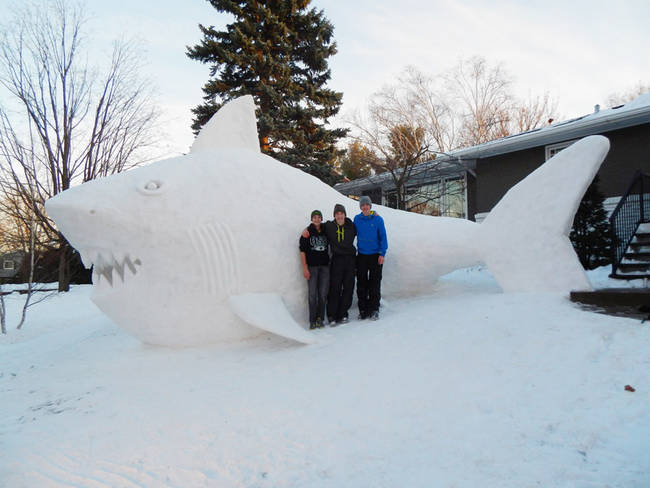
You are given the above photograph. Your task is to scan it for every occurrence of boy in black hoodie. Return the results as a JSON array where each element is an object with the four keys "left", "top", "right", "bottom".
[
  {"left": 324, "top": 204, "right": 357, "bottom": 324},
  {"left": 299, "top": 210, "right": 329, "bottom": 329}
]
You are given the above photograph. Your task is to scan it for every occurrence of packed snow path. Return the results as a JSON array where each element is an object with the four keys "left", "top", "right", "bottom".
[{"left": 1, "top": 269, "right": 649, "bottom": 487}]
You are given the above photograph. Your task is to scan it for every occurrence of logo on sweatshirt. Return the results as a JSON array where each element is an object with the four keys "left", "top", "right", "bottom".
[{"left": 310, "top": 235, "right": 327, "bottom": 252}]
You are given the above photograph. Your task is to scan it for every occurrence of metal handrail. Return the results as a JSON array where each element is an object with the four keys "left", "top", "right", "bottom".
[
  {"left": 610, "top": 171, "right": 650, "bottom": 275},
  {"left": 610, "top": 171, "right": 645, "bottom": 222}
]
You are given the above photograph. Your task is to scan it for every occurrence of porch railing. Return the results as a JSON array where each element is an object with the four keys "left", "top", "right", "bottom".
[{"left": 610, "top": 171, "right": 650, "bottom": 275}]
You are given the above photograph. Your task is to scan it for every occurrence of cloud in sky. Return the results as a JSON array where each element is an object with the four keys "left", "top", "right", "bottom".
[{"left": 1, "top": 0, "right": 648, "bottom": 158}]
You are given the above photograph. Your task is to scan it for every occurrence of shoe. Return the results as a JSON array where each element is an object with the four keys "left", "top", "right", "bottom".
[
  {"left": 315, "top": 317, "right": 323, "bottom": 328},
  {"left": 327, "top": 317, "right": 337, "bottom": 327},
  {"left": 309, "top": 322, "right": 318, "bottom": 330},
  {"left": 338, "top": 315, "right": 349, "bottom": 324},
  {"left": 369, "top": 311, "right": 379, "bottom": 321},
  {"left": 358, "top": 311, "right": 368, "bottom": 320}
]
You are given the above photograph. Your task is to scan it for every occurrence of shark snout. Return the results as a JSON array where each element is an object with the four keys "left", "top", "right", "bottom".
[
  {"left": 46, "top": 188, "right": 144, "bottom": 286},
  {"left": 45, "top": 189, "right": 100, "bottom": 223}
]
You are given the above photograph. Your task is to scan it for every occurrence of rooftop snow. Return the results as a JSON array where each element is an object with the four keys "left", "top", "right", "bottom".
[{"left": 336, "top": 93, "right": 650, "bottom": 193}]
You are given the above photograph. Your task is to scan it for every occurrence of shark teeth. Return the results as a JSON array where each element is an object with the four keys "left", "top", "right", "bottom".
[
  {"left": 89, "top": 251, "right": 141, "bottom": 287},
  {"left": 79, "top": 250, "right": 92, "bottom": 268}
]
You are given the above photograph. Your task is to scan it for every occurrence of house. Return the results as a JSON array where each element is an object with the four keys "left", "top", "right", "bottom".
[
  {"left": 0, "top": 250, "right": 24, "bottom": 280},
  {"left": 335, "top": 94, "right": 650, "bottom": 223}
]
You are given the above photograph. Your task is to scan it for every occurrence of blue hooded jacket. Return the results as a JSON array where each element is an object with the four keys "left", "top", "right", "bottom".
[{"left": 354, "top": 211, "right": 388, "bottom": 256}]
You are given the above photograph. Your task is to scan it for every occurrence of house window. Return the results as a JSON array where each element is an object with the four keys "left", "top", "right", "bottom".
[
  {"left": 3, "top": 260, "right": 14, "bottom": 270},
  {"left": 384, "top": 176, "right": 466, "bottom": 218},
  {"left": 545, "top": 140, "right": 578, "bottom": 161}
]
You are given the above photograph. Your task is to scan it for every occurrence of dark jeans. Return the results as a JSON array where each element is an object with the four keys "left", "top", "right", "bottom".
[
  {"left": 357, "top": 253, "right": 382, "bottom": 315},
  {"left": 327, "top": 254, "right": 356, "bottom": 321},
  {"left": 308, "top": 265, "right": 329, "bottom": 324}
]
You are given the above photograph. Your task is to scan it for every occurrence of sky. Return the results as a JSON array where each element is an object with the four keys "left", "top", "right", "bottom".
[{"left": 1, "top": 0, "right": 649, "bottom": 160}]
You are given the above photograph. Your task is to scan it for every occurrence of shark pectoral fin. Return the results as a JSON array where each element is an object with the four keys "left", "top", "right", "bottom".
[{"left": 228, "top": 293, "right": 317, "bottom": 345}]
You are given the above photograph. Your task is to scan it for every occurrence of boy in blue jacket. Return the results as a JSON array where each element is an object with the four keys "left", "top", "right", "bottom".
[{"left": 354, "top": 196, "right": 388, "bottom": 320}]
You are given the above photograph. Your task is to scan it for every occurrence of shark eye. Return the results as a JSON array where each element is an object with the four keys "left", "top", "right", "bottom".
[{"left": 138, "top": 179, "right": 165, "bottom": 196}]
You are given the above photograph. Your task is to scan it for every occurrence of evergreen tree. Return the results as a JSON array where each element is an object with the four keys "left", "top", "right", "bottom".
[
  {"left": 570, "top": 175, "right": 613, "bottom": 269},
  {"left": 187, "top": 0, "right": 347, "bottom": 184}
]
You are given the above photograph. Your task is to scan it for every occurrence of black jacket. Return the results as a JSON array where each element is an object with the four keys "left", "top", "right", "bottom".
[
  {"left": 299, "top": 223, "right": 329, "bottom": 266},
  {"left": 324, "top": 218, "right": 356, "bottom": 256}
]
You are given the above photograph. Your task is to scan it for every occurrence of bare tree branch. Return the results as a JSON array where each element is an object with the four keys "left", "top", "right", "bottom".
[
  {"left": 0, "top": 0, "right": 159, "bottom": 295},
  {"left": 606, "top": 81, "right": 650, "bottom": 107}
]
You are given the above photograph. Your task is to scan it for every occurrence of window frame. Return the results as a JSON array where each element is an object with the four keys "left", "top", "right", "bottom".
[{"left": 545, "top": 139, "right": 579, "bottom": 161}]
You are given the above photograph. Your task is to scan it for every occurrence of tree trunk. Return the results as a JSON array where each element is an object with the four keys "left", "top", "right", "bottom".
[
  {"left": 17, "top": 220, "right": 37, "bottom": 329},
  {"left": 0, "top": 286, "right": 6, "bottom": 334},
  {"left": 396, "top": 183, "right": 406, "bottom": 210},
  {"left": 58, "top": 242, "right": 72, "bottom": 292}
]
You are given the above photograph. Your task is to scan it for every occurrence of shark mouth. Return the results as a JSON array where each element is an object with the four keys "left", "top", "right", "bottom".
[{"left": 84, "top": 251, "right": 142, "bottom": 287}]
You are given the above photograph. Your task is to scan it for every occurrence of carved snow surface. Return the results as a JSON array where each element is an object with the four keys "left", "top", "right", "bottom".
[
  {"left": 44, "top": 97, "right": 610, "bottom": 347},
  {"left": 90, "top": 252, "right": 141, "bottom": 287},
  {"left": 481, "top": 135, "right": 610, "bottom": 293}
]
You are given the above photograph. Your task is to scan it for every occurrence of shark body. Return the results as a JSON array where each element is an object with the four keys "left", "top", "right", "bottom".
[{"left": 45, "top": 96, "right": 610, "bottom": 346}]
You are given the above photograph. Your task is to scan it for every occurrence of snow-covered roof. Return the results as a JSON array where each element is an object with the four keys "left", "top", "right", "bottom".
[
  {"left": 449, "top": 93, "right": 650, "bottom": 160},
  {"left": 334, "top": 159, "right": 470, "bottom": 194},
  {"left": 336, "top": 94, "right": 650, "bottom": 194}
]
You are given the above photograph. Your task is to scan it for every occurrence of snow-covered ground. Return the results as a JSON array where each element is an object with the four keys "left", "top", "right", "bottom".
[{"left": 1, "top": 267, "right": 648, "bottom": 487}]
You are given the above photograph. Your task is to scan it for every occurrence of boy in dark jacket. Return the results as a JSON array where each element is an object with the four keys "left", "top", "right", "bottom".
[
  {"left": 323, "top": 204, "right": 357, "bottom": 324},
  {"left": 299, "top": 210, "right": 329, "bottom": 329}
]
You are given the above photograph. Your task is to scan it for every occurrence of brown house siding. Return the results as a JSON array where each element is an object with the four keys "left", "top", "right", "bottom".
[
  {"left": 596, "top": 123, "right": 650, "bottom": 197},
  {"left": 473, "top": 122, "right": 650, "bottom": 216},
  {"left": 475, "top": 147, "right": 545, "bottom": 215}
]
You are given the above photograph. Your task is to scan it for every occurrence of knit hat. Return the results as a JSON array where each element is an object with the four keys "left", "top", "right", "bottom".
[
  {"left": 359, "top": 196, "right": 372, "bottom": 208},
  {"left": 333, "top": 203, "right": 346, "bottom": 217},
  {"left": 311, "top": 209, "right": 323, "bottom": 219}
]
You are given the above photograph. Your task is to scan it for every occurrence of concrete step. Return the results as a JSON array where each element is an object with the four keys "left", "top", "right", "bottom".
[
  {"left": 637, "top": 222, "right": 650, "bottom": 233},
  {"left": 633, "top": 233, "right": 650, "bottom": 243},
  {"left": 617, "top": 262, "right": 650, "bottom": 273},
  {"left": 624, "top": 251, "right": 650, "bottom": 261},
  {"left": 621, "top": 258, "right": 650, "bottom": 266},
  {"left": 627, "top": 242, "right": 650, "bottom": 252},
  {"left": 571, "top": 288, "right": 650, "bottom": 307},
  {"left": 610, "top": 272, "right": 650, "bottom": 280}
]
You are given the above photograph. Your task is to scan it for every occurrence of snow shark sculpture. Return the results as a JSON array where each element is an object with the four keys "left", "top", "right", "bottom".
[{"left": 44, "top": 96, "right": 609, "bottom": 346}]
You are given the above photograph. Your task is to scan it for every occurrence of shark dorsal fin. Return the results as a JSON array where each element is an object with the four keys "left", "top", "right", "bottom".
[{"left": 190, "top": 95, "right": 260, "bottom": 154}]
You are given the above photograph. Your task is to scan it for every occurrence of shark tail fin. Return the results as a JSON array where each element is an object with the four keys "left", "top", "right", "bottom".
[{"left": 479, "top": 135, "right": 610, "bottom": 293}]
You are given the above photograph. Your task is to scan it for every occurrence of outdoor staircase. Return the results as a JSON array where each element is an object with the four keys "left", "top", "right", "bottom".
[
  {"left": 571, "top": 171, "right": 650, "bottom": 319},
  {"left": 611, "top": 222, "right": 650, "bottom": 283},
  {"left": 609, "top": 171, "right": 650, "bottom": 284}
]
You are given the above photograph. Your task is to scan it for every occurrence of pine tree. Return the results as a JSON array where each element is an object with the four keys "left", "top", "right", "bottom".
[
  {"left": 570, "top": 175, "right": 613, "bottom": 269},
  {"left": 187, "top": 0, "right": 347, "bottom": 184}
]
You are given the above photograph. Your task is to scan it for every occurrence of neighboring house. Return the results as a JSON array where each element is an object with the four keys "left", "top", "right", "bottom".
[
  {"left": 335, "top": 94, "right": 650, "bottom": 222},
  {"left": 0, "top": 251, "right": 24, "bottom": 280}
]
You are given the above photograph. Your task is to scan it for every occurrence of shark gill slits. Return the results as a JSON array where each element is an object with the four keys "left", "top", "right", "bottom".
[{"left": 188, "top": 222, "right": 239, "bottom": 297}]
